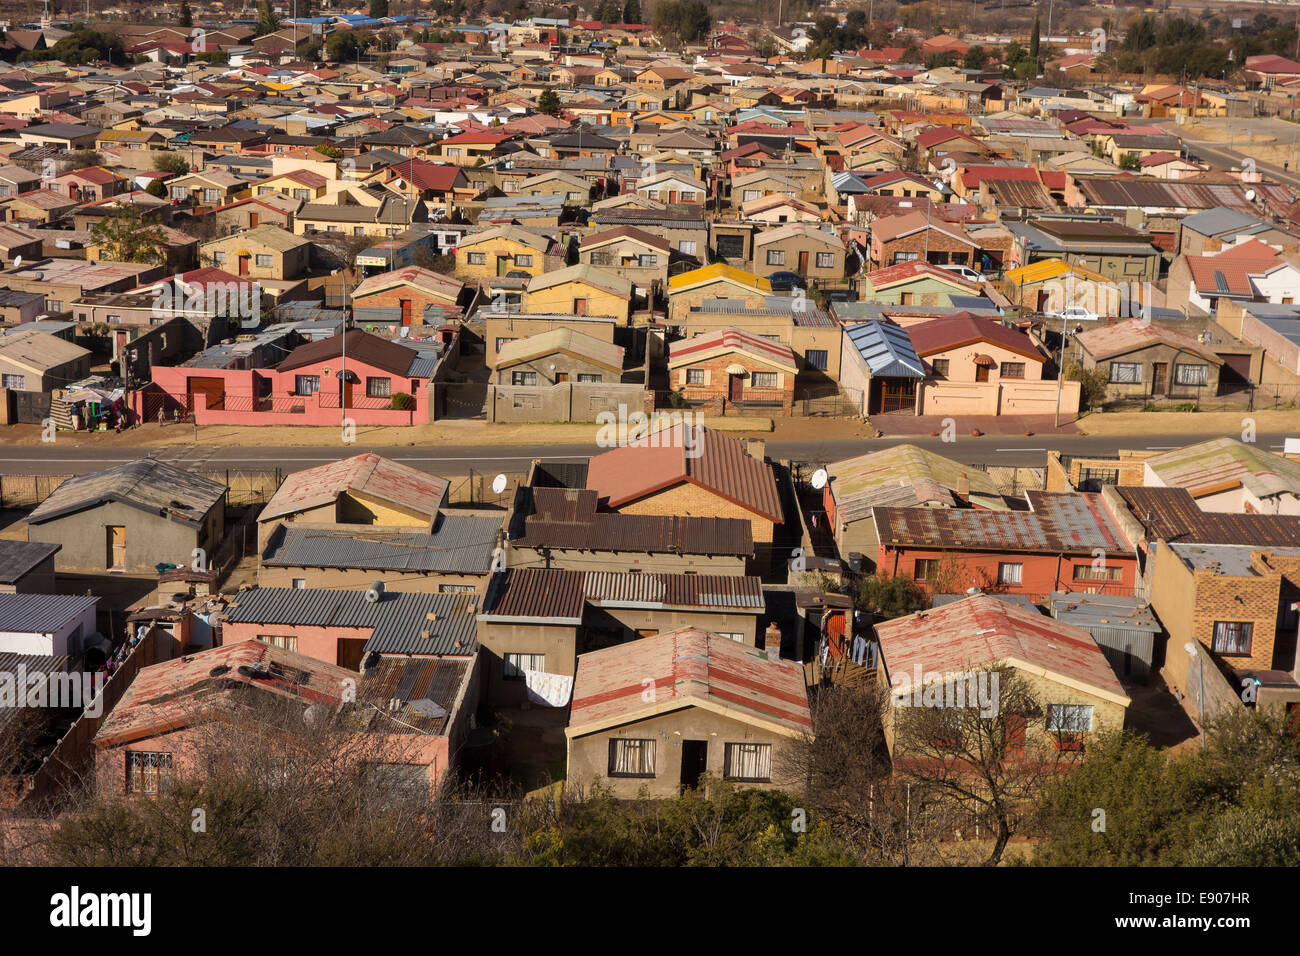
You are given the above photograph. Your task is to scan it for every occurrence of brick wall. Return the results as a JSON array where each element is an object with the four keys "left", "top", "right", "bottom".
[
  {"left": 873, "top": 229, "right": 975, "bottom": 269},
  {"left": 353, "top": 285, "right": 458, "bottom": 321},
  {"left": 1192, "top": 570, "right": 1283, "bottom": 672},
  {"left": 671, "top": 352, "right": 794, "bottom": 413}
]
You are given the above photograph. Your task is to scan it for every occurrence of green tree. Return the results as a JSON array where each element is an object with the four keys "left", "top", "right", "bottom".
[
  {"left": 154, "top": 152, "right": 192, "bottom": 177},
  {"left": 369, "top": 0, "right": 389, "bottom": 17},
  {"left": 256, "top": 0, "right": 279, "bottom": 37},
  {"left": 179, "top": 0, "right": 193, "bottom": 28},
  {"left": 622, "top": 0, "right": 641, "bottom": 24},
  {"left": 652, "top": 0, "right": 711, "bottom": 46},
  {"left": 1118, "top": 151, "right": 1140, "bottom": 171},
  {"left": 313, "top": 143, "right": 343, "bottom": 158},
  {"left": 326, "top": 30, "right": 362, "bottom": 62},
  {"left": 1029, "top": 16, "right": 1041, "bottom": 64},
  {"left": 854, "top": 573, "right": 928, "bottom": 620},
  {"left": 962, "top": 45, "right": 987, "bottom": 70},
  {"left": 91, "top": 206, "right": 168, "bottom": 264},
  {"left": 537, "top": 88, "right": 562, "bottom": 115},
  {"left": 145, "top": 178, "right": 167, "bottom": 198}
]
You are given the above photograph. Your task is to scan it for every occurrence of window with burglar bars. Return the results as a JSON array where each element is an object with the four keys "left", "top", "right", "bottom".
[
  {"left": 257, "top": 634, "right": 298, "bottom": 652},
  {"left": 1109, "top": 362, "right": 1141, "bottom": 384},
  {"left": 1046, "top": 704, "right": 1093, "bottom": 733},
  {"left": 504, "top": 652, "right": 543, "bottom": 680},
  {"left": 723, "top": 743, "right": 772, "bottom": 782},
  {"left": 1212, "top": 621, "right": 1253, "bottom": 655},
  {"left": 126, "top": 751, "right": 173, "bottom": 794},
  {"left": 608, "top": 738, "right": 656, "bottom": 777},
  {"left": 1175, "top": 363, "right": 1208, "bottom": 386},
  {"left": 997, "top": 562, "right": 1023, "bottom": 585}
]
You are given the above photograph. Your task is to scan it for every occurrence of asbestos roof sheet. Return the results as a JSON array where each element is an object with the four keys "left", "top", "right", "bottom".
[
  {"left": 26, "top": 459, "right": 224, "bottom": 528},
  {"left": 0, "top": 540, "right": 59, "bottom": 584},
  {"left": 1145, "top": 438, "right": 1300, "bottom": 502},
  {"left": 261, "top": 514, "right": 501, "bottom": 574},
  {"left": 224, "top": 587, "right": 479, "bottom": 657},
  {"left": 875, "top": 594, "right": 1129, "bottom": 704},
  {"left": 828, "top": 444, "right": 1003, "bottom": 523},
  {"left": 261, "top": 453, "right": 449, "bottom": 523},
  {"left": 567, "top": 626, "right": 812, "bottom": 737},
  {"left": 874, "top": 490, "right": 1132, "bottom": 555}
]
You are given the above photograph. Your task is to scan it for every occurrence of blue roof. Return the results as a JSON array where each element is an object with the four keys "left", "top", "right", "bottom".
[{"left": 845, "top": 321, "right": 925, "bottom": 378}]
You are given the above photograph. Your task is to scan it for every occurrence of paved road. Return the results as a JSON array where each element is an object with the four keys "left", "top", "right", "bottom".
[
  {"left": 0, "top": 432, "right": 1288, "bottom": 475},
  {"left": 1159, "top": 120, "right": 1300, "bottom": 189}
]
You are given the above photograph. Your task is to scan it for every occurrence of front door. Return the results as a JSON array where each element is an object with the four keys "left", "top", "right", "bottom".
[
  {"left": 1152, "top": 362, "right": 1168, "bottom": 394},
  {"left": 975, "top": 364, "right": 990, "bottom": 383},
  {"left": 106, "top": 525, "right": 125, "bottom": 569},
  {"left": 681, "top": 740, "right": 707, "bottom": 791},
  {"left": 573, "top": 298, "right": 588, "bottom": 315},
  {"left": 249, "top": 212, "right": 258, "bottom": 228},
  {"left": 555, "top": 372, "right": 569, "bottom": 383},
  {"left": 238, "top": 255, "right": 249, "bottom": 276},
  {"left": 342, "top": 379, "right": 352, "bottom": 409},
  {"left": 729, "top": 373, "right": 744, "bottom": 402},
  {"left": 337, "top": 638, "right": 366, "bottom": 671},
  {"left": 798, "top": 250, "right": 809, "bottom": 273},
  {"left": 399, "top": 299, "right": 412, "bottom": 325},
  {"left": 496, "top": 256, "right": 509, "bottom": 276}
]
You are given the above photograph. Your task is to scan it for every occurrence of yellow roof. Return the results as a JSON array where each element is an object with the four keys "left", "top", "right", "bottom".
[
  {"left": 668, "top": 263, "right": 772, "bottom": 294},
  {"left": 1005, "top": 259, "right": 1108, "bottom": 286}
]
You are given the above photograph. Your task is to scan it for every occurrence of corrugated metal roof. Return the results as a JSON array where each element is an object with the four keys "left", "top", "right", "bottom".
[
  {"left": 482, "top": 568, "right": 764, "bottom": 619},
  {"left": 225, "top": 588, "right": 479, "bottom": 657},
  {"left": 261, "top": 454, "right": 449, "bottom": 523},
  {"left": 1048, "top": 591, "right": 1159, "bottom": 632},
  {"left": 510, "top": 487, "right": 753, "bottom": 556},
  {"left": 1116, "top": 486, "right": 1300, "bottom": 547},
  {"left": 0, "top": 593, "right": 97, "bottom": 632},
  {"left": 359, "top": 656, "right": 470, "bottom": 734},
  {"left": 845, "top": 320, "right": 925, "bottom": 378},
  {"left": 262, "top": 514, "right": 501, "bottom": 573}
]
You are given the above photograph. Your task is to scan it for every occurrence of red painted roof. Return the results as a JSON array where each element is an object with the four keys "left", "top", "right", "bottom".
[
  {"left": 568, "top": 627, "right": 812, "bottom": 735},
  {"left": 906, "top": 315, "right": 1045, "bottom": 362},
  {"left": 875, "top": 594, "right": 1128, "bottom": 703},
  {"left": 668, "top": 327, "right": 798, "bottom": 372}
]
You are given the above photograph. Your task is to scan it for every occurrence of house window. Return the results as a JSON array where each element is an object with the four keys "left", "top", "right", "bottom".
[
  {"left": 716, "top": 235, "right": 745, "bottom": 258},
  {"left": 999, "top": 362, "right": 1026, "bottom": 379},
  {"left": 751, "top": 371, "right": 779, "bottom": 388},
  {"left": 742, "top": 189, "right": 761, "bottom": 202},
  {"left": 495, "top": 338, "right": 516, "bottom": 351},
  {"left": 258, "top": 186, "right": 273, "bottom": 196},
  {"left": 366, "top": 377, "right": 391, "bottom": 398},
  {"left": 467, "top": 252, "right": 486, "bottom": 265},
  {"left": 438, "top": 584, "right": 475, "bottom": 593},
  {"left": 678, "top": 240, "right": 697, "bottom": 255},
  {"left": 1046, "top": 704, "right": 1094, "bottom": 733},
  {"left": 1212, "top": 621, "right": 1253, "bottom": 655},
  {"left": 997, "top": 562, "right": 1023, "bottom": 585},
  {"left": 686, "top": 368, "right": 705, "bottom": 385},
  {"left": 292, "top": 578, "right": 306, "bottom": 589},
  {"left": 638, "top": 254, "right": 658, "bottom": 267},
  {"left": 503, "top": 652, "right": 543, "bottom": 680},
  {"left": 257, "top": 634, "right": 298, "bottom": 652},
  {"left": 296, "top": 375, "right": 320, "bottom": 395},
  {"left": 766, "top": 249, "right": 785, "bottom": 266},
  {"left": 892, "top": 252, "right": 919, "bottom": 264},
  {"left": 716, "top": 632, "right": 746, "bottom": 643},
  {"left": 815, "top": 252, "right": 835, "bottom": 269},
  {"left": 126, "top": 751, "right": 173, "bottom": 794},
  {"left": 213, "top": 251, "right": 226, "bottom": 264},
  {"left": 353, "top": 227, "right": 365, "bottom": 236},
  {"left": 805, "top": 349, "right": 828, "bottom": 371},
  {"left": 170, "top": 186, "right": 188, "bottom": 200},
  {"left": 255, "top": 254, "right": 272, "bottom": 267},
  {"left": 1072, "top": 564, "right": 1123, "bottom": 582},
  {"left": 1, "top": 374, "right": 25, "bottom": 389},
  {"left": 203, "top": 188, "right": 220, "bottom": 203},
  {"left": 514, "top": 254, "right": 533, "bottom": 267},
  {"left": 1175, "top": 363, "right": 1208, "bottom": 386},
  {"left": 293, "top": 189, "right": 310, "bottom": 200},
  {"left": 913, "top": 558, "right": 941, "bottom": 581},
  {"left": 723, "top": 742, "right": 772, "bottom": 782},
  {"left": 608, "top": 738, "right": 656, "bottom": 777},
  {"left": 1109, "top": 362, "right": 1141, "bottom": 384},
  {"left": 931, "top": 358, "right": 949, "bottom": 377},
  {"left": 577, "top": 373, "right": 601, "bottom": 383},
  {"left": 511, "top": 371, "right": 537, "bottom": 386}
]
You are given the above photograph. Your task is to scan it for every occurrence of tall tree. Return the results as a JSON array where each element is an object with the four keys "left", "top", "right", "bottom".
[
  {"left": 369, "top": 0, "right": 390, "bottom": 17},
  {"left": 1029, "top": 16, "right": 1041, "bottom": 64},
  {"left": 622, "top": 0, "right": 640, "bottom": 25},
  {"left": 91, "top": 206, "right": 168, "bottom": 264},
  {"left": 179, "top": 0, "right": 193, "bottom": 28},
  {"left": 256, "top": 0, "right": 279, "bottom": 37}
]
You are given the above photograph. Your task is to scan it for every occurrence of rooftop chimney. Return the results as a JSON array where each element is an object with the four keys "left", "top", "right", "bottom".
[
  {"left": 764, "top": 622, "right": 782, "bottom": 657},
  {"left": 746, "top": 438, "right": 766, "bottom": 461},
  {"left": 957, "top": 472, "right": 970, "bottom": 499}
]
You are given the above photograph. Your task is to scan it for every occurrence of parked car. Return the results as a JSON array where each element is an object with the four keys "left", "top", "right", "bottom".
[
  {"left": 1049, "top": 306, "right": 1100, "bottom": 323},
  {"left": 768, "top": 271, "right": 807, "bottom": 292},
  {"left": 938, "top": 264, "right": 985, "bottom": 283}
]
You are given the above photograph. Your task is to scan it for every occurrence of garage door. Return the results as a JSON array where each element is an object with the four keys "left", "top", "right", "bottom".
[{"left": 1220, "top": 353, "right": 1252, "bottom": 390}]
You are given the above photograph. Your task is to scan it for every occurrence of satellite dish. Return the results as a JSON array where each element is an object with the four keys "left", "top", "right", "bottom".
[
  {"left": 1245, "top": 188, "right": 1257, "bottom": 202},
  {"left": 811, "top": 468, "right": 828, "bottom": 490},
  {"left": 491, "top": 473, "right": 507, "bottom": 494},
  {"left": 12, "top": 256, "right": 20, "bottom": 268},
  {"left": 303, "top": 703, "right": 328, "bottom": 728},
  {"left": 408, "top": 698, "right": 447, "bottom": 719}
]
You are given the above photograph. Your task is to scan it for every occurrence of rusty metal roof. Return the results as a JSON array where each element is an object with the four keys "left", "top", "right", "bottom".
[
  {"left": 261, "top": 453, "right": 449, "bottom": 523},
  {"left": 874, "top": 491, "right": 1132, "bottom": 555},
  {"left": 482, "top": 568, "right": 764, "bottom": 621},
  {"left": 26, "top": 458, "right": 225, "bottom": 528},
  {"left": 1115, "top": 486, "right": 1300, "bottom": 547}
]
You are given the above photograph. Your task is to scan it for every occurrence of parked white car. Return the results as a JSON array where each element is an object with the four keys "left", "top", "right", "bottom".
[
  {"left": 1050, "top": 305, "right": 1100, "bottom": 323},
  {"left": 937, "top": 264, "right": 985, "bottom": 283}
]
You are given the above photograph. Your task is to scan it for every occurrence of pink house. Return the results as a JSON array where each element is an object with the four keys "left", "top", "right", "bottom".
[{"left": 142, "top": 329, "right": 449, "bottom": 426}]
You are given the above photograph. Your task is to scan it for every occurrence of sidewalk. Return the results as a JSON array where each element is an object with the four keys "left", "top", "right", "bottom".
[{"left": 868, "top": 414, "right": 1081, "bottom": 437}]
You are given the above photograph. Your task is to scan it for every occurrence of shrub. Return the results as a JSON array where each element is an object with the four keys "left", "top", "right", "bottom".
[{"left": 390, "top": 392, "right": 416, "bottom": 411}]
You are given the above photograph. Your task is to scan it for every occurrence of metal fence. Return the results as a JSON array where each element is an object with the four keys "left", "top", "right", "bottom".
[{"left": 1102, "top": 383, "right": 1300, "bottom": 413}]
